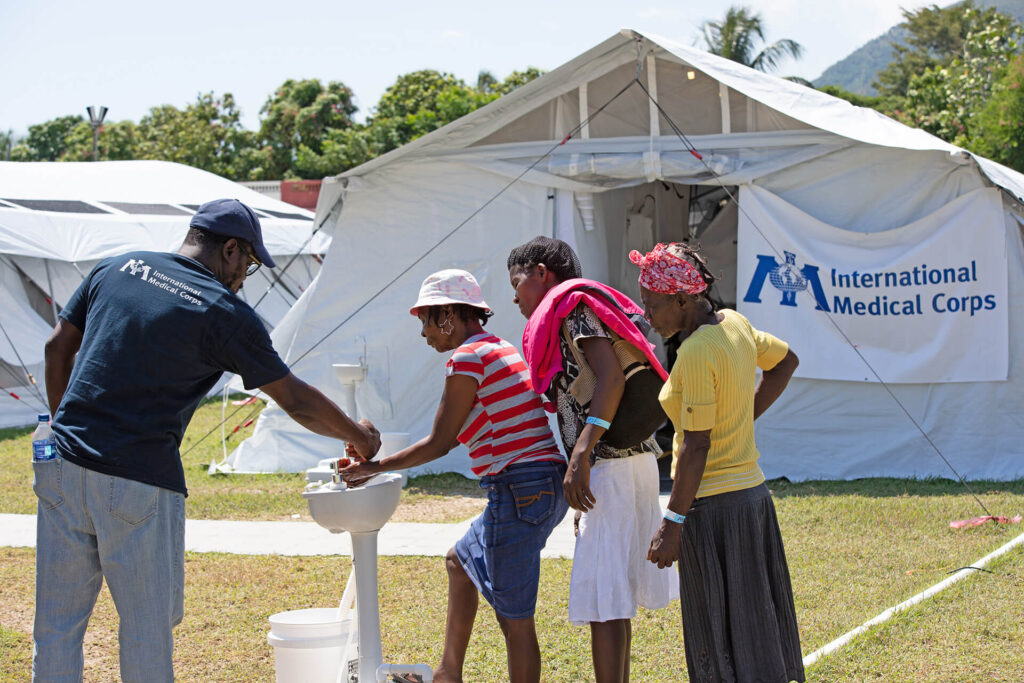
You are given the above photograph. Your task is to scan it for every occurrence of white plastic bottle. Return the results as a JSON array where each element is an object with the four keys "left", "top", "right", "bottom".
[{"left": 31, "top": 414, "right": 57, "bottom": 462}]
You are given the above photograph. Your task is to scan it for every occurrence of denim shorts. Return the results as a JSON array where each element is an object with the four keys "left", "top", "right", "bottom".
[{"left": 454, "top": 460, "right": 569, "bottom": 620}]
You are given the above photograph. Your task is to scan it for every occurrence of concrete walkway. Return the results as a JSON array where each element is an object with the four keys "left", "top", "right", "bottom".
[{"left": 2, "top": 495, "right": 671, "bottom": 560}]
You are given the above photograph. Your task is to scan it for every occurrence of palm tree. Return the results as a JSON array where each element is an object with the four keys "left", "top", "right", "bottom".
[{"left": 701, "top": 6, "right": 804, "bottom": 72}]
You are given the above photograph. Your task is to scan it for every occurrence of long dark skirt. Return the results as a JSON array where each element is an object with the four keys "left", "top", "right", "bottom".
[{"left": 677, "top": 483, "right": 804, "bottom": 683}]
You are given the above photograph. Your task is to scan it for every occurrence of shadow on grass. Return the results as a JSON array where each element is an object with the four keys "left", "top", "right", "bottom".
[
  {"left": 0, "top": 425, "right": 33, "bottom": 444},
  {"left": 767, "top": 476, "right": 1024, "bottom": 499}
]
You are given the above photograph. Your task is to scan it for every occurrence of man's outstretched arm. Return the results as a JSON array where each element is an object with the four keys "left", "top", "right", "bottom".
[{"left": 260, "top": 372, "right": 381, "bottom": 459}]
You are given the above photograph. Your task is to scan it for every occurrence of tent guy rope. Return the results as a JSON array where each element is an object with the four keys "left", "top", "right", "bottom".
[{"left": 0, "top": 317, "right": 48, "bottom": 409}]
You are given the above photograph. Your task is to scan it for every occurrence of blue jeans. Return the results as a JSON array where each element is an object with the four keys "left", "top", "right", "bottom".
[
  {"left": 32, "top": 456, "right": 185, "bottom": 683},
  {"left": 454, "top": 461, "right": 569, "bottom": 619}
]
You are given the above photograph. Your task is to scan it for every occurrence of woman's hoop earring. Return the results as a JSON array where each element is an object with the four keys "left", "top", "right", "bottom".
[{"left": 440, "top": 314, "right": 455, "bottom": 336}]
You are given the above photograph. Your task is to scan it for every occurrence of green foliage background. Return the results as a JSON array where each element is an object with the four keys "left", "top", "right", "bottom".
[{"left": 3, "top": 68, "right": 542, "bottom": 180}]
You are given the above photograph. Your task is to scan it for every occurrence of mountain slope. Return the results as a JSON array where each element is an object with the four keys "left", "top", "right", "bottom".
[{"left": 814, "top": 0, "right": 1024, "bottom": 94}]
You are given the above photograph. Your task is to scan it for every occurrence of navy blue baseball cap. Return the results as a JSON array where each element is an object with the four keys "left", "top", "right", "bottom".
[{"left": 190, "top": 198, "right": 277, "bottom": 268}]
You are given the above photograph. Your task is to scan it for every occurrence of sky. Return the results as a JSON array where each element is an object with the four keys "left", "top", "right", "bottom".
[{"left": 1, "top": 0, "right": 936, "bottom": 136}]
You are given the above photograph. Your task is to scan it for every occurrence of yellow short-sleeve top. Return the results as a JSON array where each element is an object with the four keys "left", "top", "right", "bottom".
[{"left": 658, "top": 309, "right": 789, "bottom": 498}]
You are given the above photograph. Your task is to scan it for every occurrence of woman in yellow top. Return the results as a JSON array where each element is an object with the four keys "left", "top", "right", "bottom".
[{"left": 633, "top": 243, "right": 804, "bottom": 683}]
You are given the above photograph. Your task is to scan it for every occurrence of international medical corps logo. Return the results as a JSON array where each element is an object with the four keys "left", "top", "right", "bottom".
[
  {"left": 120, "top": 257, "right": 151, "bottom": 281},
  {"left": 742, "top": 251, "right": 830, "bottom": 311},
  {"left": 119, "top": 257, "right": 205, "bottom": 305}
]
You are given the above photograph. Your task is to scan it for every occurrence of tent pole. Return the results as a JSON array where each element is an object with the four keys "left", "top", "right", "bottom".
[
  {"left": 578, "top": 83, "right": 590, "bottom": 140},
  {"left": 43, "top": 260, "right": 59, "bottom": 325},
  {"left": 720, "top": 83, "right": 732, "bottom": 134},
  {"left": 646, "top": 55, "right": 659, "bottom": 138}
]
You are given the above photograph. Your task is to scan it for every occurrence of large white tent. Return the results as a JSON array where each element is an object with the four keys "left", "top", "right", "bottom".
[
  {"left": 0, "top": 160, "right": 330, "bottom": 428},
  {"left": 228, "top": 29, "right": 1024, "bottom": 481}
]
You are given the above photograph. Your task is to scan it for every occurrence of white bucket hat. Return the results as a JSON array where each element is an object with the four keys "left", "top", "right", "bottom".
[{"left": 410, "top": 269, "right": 491, "bottom": 316}]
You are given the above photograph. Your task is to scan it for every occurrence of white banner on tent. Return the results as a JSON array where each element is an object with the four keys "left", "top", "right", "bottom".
[{"left": 737, "top": 185, "right": 1008, "bottom": 383}]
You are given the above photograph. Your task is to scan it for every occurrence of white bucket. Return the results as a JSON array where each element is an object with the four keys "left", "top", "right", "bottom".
[
  {"left": 379, "top": 432, "right": 411, "bottom": 485},
  {"left": 267, "top": 608, "right": 354, "bottom": 683}
]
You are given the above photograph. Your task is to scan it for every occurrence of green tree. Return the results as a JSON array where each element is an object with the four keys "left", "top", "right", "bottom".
[
  {"left": 0, "top": 129, "right": 15, "bottom": 160},
  {"left": 293, "top": 70, "right": 491, "bottom": 178},
  {"left": 476, "top": 67, "right": 544, "bottom": 95},
  {"left": 60, "top": 120, "right": 140, "bottom": 161},
  {"left": 9, "top": 115, "right": 83, "bottom": 161},
  {"left": 971, "top": 53, "right": 1024, "bottom": 171},
  {"left": 818, "top": 85, "right": 902, "bottom": 113},
  {"left": 896, "top": 7, "right": 1021, "bottom": 146},
  {"left": 701, "top": 6, "right": 803, "bottom": 72},
  {"left": 293, "top": 67, "right": 543, "bottom": 178},
  {"left": 476, "top": 70, "right": 501, "bottom": 94},
  {"left": 491, "top": 67, "right": 544, "bottom": 95},
  {"left": 136, "top": 92, "right": 255, "bottom": 179},
  {"left": 252, "top": 79, "right": 357, "bottom": 179},
  {"left": 874, "top": 1, "right": 1009, "bottom": 98}
]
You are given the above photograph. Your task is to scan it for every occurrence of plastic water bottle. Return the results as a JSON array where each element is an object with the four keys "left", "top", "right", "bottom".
[{"left": 32, "top": 414, "right": 57, "bottom": 462}]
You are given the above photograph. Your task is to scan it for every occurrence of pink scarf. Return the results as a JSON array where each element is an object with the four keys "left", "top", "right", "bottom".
[
  {"left": 521, "top": 278, "right": 668, "bottom": 394},
  {"left": 629, "top": 243, "right": 707, "bottom": 294}
]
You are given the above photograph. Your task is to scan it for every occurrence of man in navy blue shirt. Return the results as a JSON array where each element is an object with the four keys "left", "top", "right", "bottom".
[{"left": 34, "top": 199, "right": 379, "bottom": 682}]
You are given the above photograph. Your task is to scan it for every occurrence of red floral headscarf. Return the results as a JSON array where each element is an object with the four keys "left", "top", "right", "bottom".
[{"left": 628, "top": 243, "right": 708, "bottom": 295}]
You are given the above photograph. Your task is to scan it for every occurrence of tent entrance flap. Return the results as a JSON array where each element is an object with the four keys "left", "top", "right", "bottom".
[{"left": 563, "top": 180, "right": 737, "bottom": 309}]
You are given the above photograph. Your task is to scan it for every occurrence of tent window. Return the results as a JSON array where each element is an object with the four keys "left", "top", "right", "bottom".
[
  {"left": 258, "top": 209, "right": 313, "bottom": 221},
  {"left": 655, "top": 61, "right": 724, "bottom": 137},
  {"left": 102, "top": 202, "right": 193, "bottom": 216},
  {"left": 1, "top": 199, "right": 110, "bottom": 214},
  {"left": 728, "top": 88, "right": 750, "bottom": 133},
  {"left": 587, "top": 62, "right": 652, "bottom": 139},
  {"left": 179, "top": 204, "right": 311, "bottom": 221},
  {"left": 471, "top": 98, "right": 564, "bottom": 147}
]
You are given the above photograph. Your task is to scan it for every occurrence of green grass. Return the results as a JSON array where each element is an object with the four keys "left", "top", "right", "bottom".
[
  {"left": 2, "top": 540, "right": 1022, "bottom": 681},
  {"left": 774, "top": 478, "right": 1024, "bottom": 653},
  {"left": 0, "top": 624, "right": 32, "bottom": 682},
  {"left": 3, "top": 402, "right": 1024, "bottom": 679}
]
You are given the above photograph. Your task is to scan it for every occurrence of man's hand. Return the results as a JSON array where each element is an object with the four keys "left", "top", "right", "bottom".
[
  {"left": 339, "top": 442, "right": 378, "bottom": 487},
  {"left": 647, "top": 519, "right": 682, "bottom": 568},
  {"left": 351, "top": 418, "right": 381, "bottom": 460},
  {"left": 563, "top": 453, "right": 595, "bottom": 512}
]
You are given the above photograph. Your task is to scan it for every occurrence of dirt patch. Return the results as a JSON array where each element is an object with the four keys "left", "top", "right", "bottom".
[{"left": 390, "top": 495, "right": 486, "bottom": 523}]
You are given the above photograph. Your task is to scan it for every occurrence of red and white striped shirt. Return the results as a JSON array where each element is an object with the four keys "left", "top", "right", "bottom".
[{"left": 446, "top": 333, "right": 564, "bottom": 476}]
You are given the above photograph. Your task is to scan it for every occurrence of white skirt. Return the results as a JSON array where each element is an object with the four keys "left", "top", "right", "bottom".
[{"left": 568, "top": 452, "right": 679, "bottom": 625}]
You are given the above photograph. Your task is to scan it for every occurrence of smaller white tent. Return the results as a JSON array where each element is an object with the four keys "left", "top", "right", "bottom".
[{"left": 0, "top": 160, "right": 330, "bottom": 428}]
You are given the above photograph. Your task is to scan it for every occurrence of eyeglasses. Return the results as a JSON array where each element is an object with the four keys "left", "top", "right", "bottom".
[{"left": 240, "top": 243, "right": 262, "bottom": 276}]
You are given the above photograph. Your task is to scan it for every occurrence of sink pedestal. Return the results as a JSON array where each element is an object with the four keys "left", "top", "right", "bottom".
[{"left": 351, "top": 531, "right": 382, "bottom": 681}]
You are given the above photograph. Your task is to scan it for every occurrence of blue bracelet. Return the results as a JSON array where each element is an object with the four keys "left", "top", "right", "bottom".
[
  {"left": 663, "top": 509, "right": 687, "bottom": 524},
  {"left": 585, "top": 415, "right": 611, "bottom": 429}
]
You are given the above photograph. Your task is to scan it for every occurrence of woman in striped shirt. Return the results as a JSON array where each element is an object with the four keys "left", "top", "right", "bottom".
[{"left": 342, "top": 269, "right": 568, "bottom": 683}]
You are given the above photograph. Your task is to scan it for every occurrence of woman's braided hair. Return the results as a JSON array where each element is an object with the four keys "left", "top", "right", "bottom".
[
  {"left": 421, "top": 303, "right": 492, "bottom": 327},
  {"left": 506, "top": 236, "right": 582, "bottom": 282},
  {"left": 665, "top": 242, "right": 720, "bottom": 311}
]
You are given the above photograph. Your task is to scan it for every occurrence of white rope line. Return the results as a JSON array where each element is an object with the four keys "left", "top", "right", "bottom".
[{"left": 802, "top": 529, "right": 1024, "bottom": 669}]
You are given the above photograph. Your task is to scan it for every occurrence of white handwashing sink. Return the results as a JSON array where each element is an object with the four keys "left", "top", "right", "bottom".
[
  {"left": 305, "top": 433, "right": 411, "bottom": 485},
  {"left": 302, "top": 472, "right": 403, "bottom": 533},
  {"left": 332, "top": 363, "right": 366, "bottom": 384}
]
